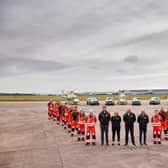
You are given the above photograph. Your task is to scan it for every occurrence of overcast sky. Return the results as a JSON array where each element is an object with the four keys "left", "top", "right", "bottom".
[{"left": 0, "top": 0, "right": 168, "bottom": 93}]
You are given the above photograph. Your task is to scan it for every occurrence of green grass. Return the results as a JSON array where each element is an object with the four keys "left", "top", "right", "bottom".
[
  {"left": 0, "top": 95, "right": 64, "bottom": 101},
  {"left": 0, "top": 94, "right": 167, "bottom": 101}
]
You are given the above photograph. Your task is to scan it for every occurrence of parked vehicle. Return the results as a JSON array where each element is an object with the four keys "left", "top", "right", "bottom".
[
  {"left": 86, "top": 97, "right": 99, "bottom": 105},
  {"left": 62, "top": 90, "right": 80, "bottom": 105},
  {"left": 132, "top": 97, "right": 141, "bottom": 105},
  {"left": 105, "top": 97, "right": 115, "bottom": 105},
  {"left": 149, "top": 97, "right": 160, "bottom": 105},
  {"left": 118, "top": 92, "right": 127, "bottom": 105}
]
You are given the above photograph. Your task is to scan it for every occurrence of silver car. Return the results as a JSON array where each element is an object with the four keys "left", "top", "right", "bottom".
[
  {"left": 149, "top": 97, "right": 160, "bottom": 105},
  {"left": 86, "top": 97, "right": 99, "bottom": 105},
  {"left": 132, "top": 97, "right": 141, "bottom": 105},
  {"left": 105, "top": 97, "right": 115, "bottom": 105}
]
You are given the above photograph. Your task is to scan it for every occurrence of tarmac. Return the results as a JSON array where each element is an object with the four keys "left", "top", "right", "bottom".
[{"left": 0, "top": 101, "right": 168, "bottom": 168}]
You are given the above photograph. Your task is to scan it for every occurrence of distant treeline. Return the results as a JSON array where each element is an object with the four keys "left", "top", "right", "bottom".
[
  {"left": 0, "top": 93, "right": 36, "bottom": 96},
  {"left": 0, "top": 93, "right": 56, "bottom": 96}
]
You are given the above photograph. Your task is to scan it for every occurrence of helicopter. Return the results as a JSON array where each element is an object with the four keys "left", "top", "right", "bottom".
[{"left": 61, "top": 90, "right": 80, "bottom": 105}]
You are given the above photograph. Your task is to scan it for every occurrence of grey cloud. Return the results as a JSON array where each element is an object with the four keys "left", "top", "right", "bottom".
[
  {"left": 0, "top": 57, "right": 68, "bottom": 77},
  {"left": 115, "top": 29, "right": 168, "bottom": 48},
  {"left": 116, "top": 69, "right": 128, "bottom": 74},
  {"left": 78, "top": 55, "right": 164, "bottom": 74},
  {"left": 123, "top": 56, "right": 139, "bottom": 63}
]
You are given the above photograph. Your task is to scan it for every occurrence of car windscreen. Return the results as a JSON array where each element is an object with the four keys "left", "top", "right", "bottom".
[
  {"left": 120, "top": 96, "right": 126, "bottom": 99},
  {"left": 90, "top": 98, "right": 97, "bottom": 101},
  {"left": 151, "top": 97, "right": 159, "bottom": 100},
  {"left": 106, "top": 97, "right": 113, "bottom": 101},
  {"left": 72, "top": 96, "right": 78, "bottom": 100}
]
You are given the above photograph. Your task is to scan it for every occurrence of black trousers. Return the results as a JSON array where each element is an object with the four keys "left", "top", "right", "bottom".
[
  {"left": 112, "top": 127, "right": 120, "bottom": 142},
  {"left": 139, "top": 127, "right": 147, "bottom": 144},
  {"left": 100, "top": 124, "right": 109, "bottom": 145},
  {"left": 125, "top": 125, "right": 135, "bottom": 145}
]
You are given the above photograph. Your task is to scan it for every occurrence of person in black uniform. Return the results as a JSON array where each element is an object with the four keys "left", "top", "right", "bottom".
[
  {"left": 137, "top": 110, "right": 149, "bottom": 145},
  {"left": 98, "top": 106, "right": 110, "bottom": 145},
  {"left": 111, "top": 112, "right": 121, "bottom": 146},
  {"left": 123, "top": 108, "right": 136, "bottom": 146}
]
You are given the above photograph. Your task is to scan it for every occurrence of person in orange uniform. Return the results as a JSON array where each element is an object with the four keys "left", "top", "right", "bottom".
[
  {"left": 61, "top": 104, "right": 66, "bottom": 126},
  {"left": 165, "top": 109, "right": 168, "bottom": 140},
  {"left": 63, "top": 105, "right": 69, "bottom": 129},
  {"left": 85, "top": 111, "right": 97, "bottom": 145},
  {"left": 77, "top": 110, "right": 86, "bottom": 141},
  {"left": 158, "top": 107, "right": 167, "bottom": 139},
  {"left": 48, "top": 100, "right": 54, "bottom": 120},
  {"left": 55, "top": 102, "right": 59, "bottom": 121},
  {"left": 151, "top": 110, "right": 163, "bottom": 144},
  {"left": 57, "top": 103, "right": 64, "bottom": 125},
  {"left": 67, "top": 106, "right": 74, "bottom": 133},
  {"left": 70, "top": 106, "right": 80, "bottom": 136},
  {"left": 53, "top": 102, "right": 58, "bottom": 121}
]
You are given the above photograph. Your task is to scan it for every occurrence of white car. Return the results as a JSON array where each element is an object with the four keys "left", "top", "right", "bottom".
[
  {"left": 86, "top": 97, "right": 99, "bottom": 105},
  {"left": 132, "top": 97, "right": 141, "bottom": 105},
  {"left": 105, "top": 97, "right": 115, "bottom": 105},
  {"left": 149, "top": 97, "right": 160, "bottom": 105}
]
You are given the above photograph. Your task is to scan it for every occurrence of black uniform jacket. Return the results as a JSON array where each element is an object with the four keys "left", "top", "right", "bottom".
[
  {"left": 111, "top": 116, "right": 121, "bottom": 128},
  {"left": 123, "top": 112, "right": 136, "bottom": 127},
  {"left": 98, "top": 111, "right": 110, "bottom": 125},
  {"left": 137, "top": 113, "right": 149, "bottom": 128}
]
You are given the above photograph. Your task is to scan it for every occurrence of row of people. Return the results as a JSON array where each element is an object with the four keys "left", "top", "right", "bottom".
[
  {"left": 48, "top": 101, "right": 97, "bottom": 145},
  {"left": 48, "top": 100, "right": 168, "bottom": 146},
  {"left": 99, "top": 106, "right": 168, "bottom": 145}
]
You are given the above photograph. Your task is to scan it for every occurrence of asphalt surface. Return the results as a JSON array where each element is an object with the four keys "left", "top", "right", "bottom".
[{"left": 0, "top": 101, "right": 168, "bottom": 168}]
